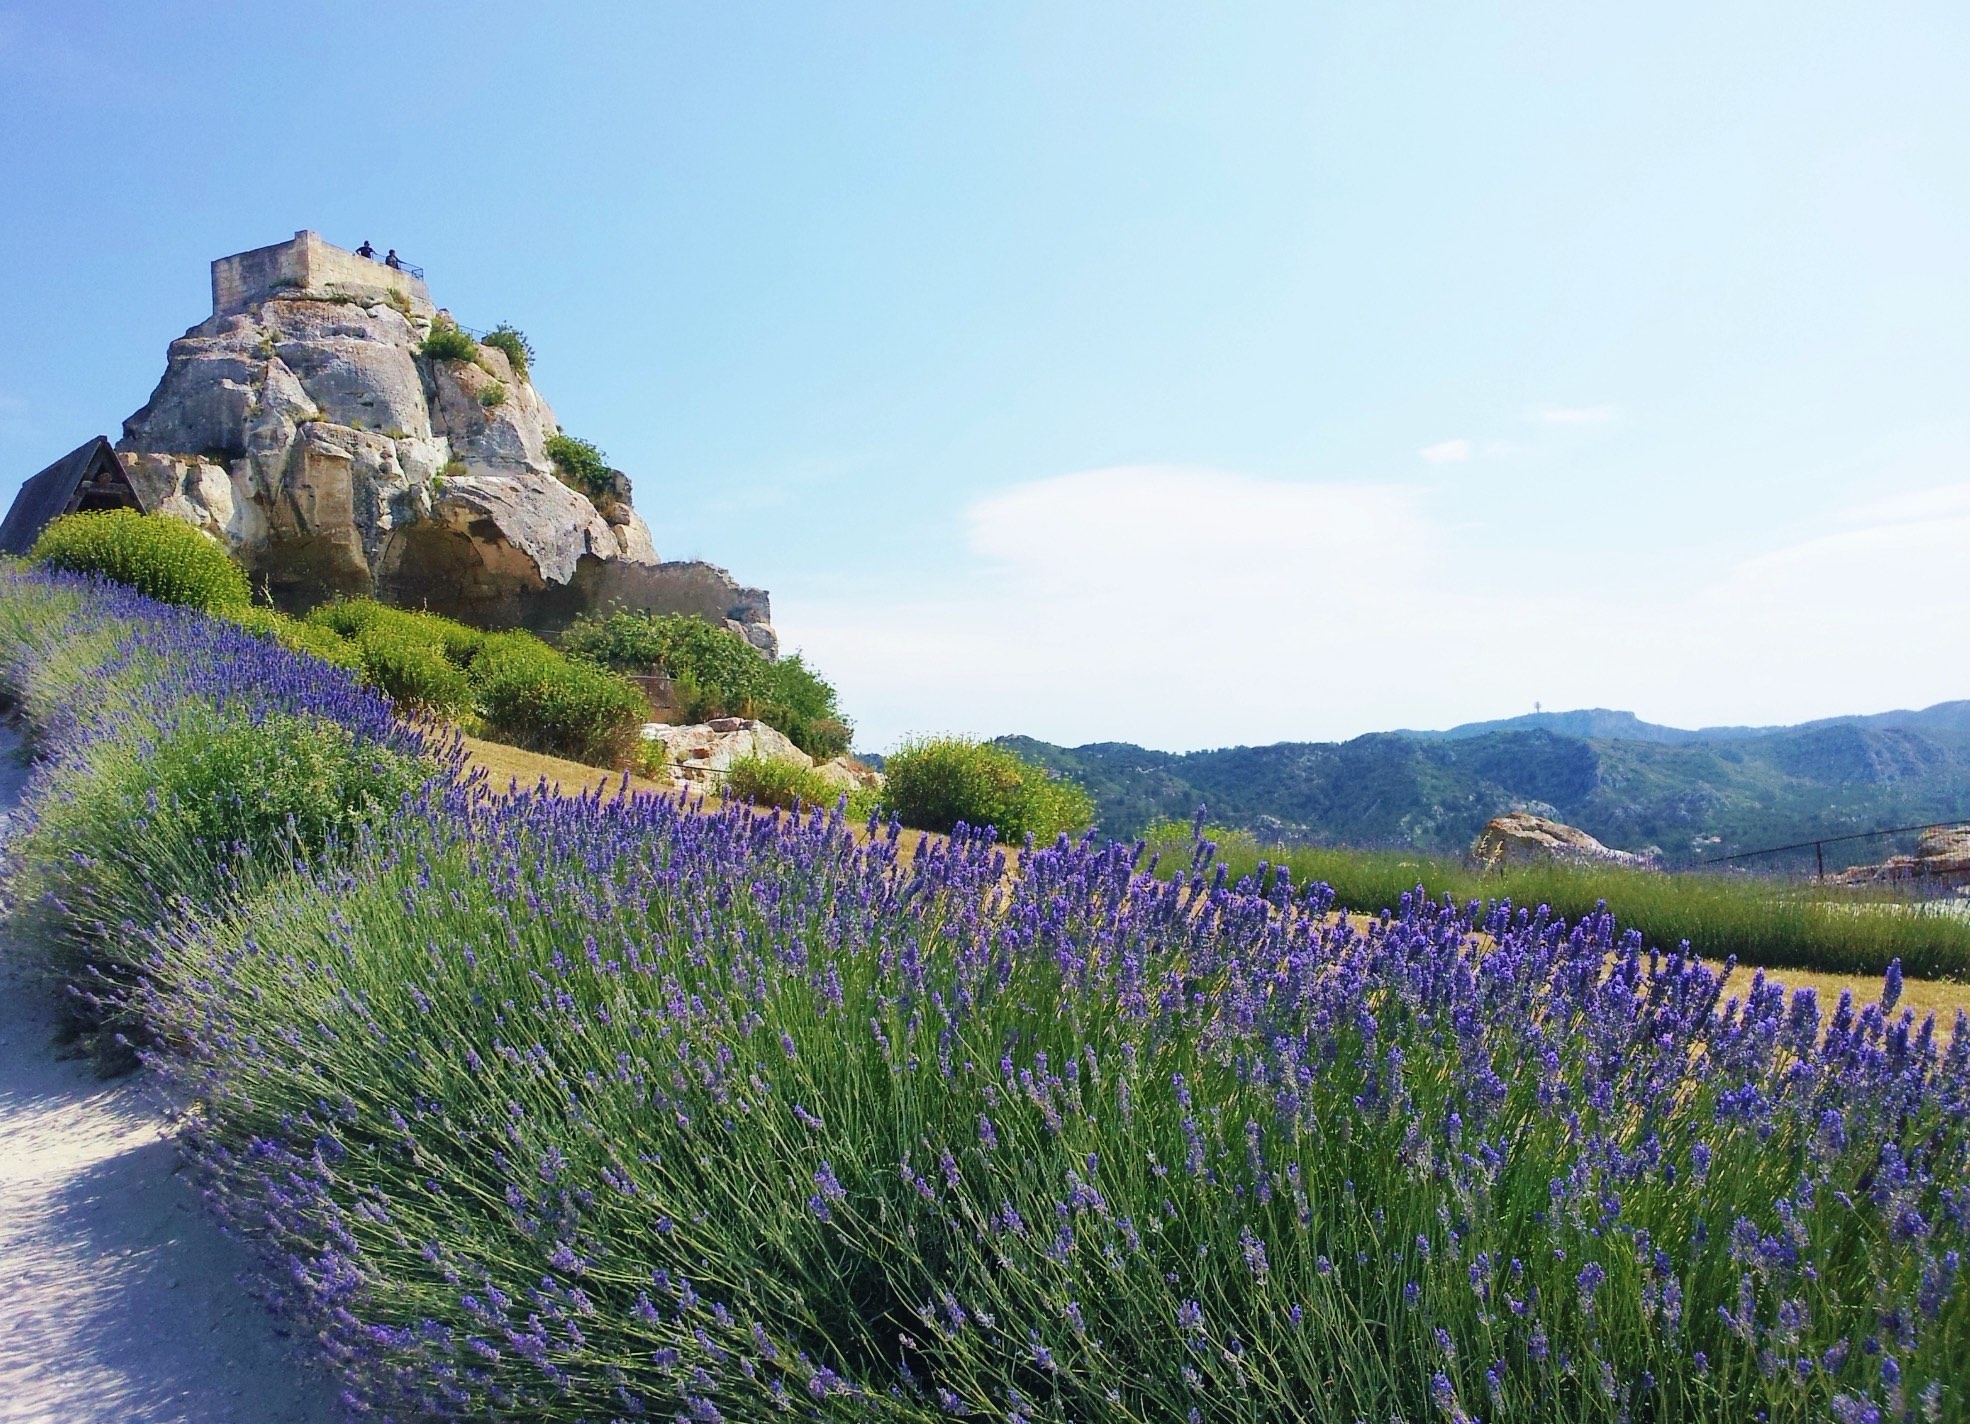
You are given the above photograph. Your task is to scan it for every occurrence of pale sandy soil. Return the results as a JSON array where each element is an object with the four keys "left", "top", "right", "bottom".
[{"left": 0, "top": 733, "right": 341, "bottom": 1424}]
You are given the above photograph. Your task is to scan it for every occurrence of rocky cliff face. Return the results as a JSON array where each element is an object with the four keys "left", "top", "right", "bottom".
[{"left": 118, "top": 285, "right": 775, "bottom": 652}]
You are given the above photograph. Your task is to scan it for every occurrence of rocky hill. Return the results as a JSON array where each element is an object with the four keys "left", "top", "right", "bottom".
[
  {"left": 116, "top": 230, "right": 775, "bottom": 650},
  {"left": 1004, "top": 701, "right": 1970, "bottom": 869}
]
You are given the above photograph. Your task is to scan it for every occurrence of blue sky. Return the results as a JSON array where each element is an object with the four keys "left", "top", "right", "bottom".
[{"left": 3, "top": 2, "right": 1966, "bottom": 751}]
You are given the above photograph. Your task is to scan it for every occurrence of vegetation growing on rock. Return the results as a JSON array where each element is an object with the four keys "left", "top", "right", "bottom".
[
  {"left": 417, "top": 315, "right": 480, "bottom": 363},
  {"left": 544, "top": 431, "right": 613, "bottom": 500},
  {"left": 482, "top": 323, "right": 534, "bottom": 381}
]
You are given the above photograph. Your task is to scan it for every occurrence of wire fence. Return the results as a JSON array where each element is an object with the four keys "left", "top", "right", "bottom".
[{"left": 1692, "top": 817, "right": 1970, "bottom": 897}]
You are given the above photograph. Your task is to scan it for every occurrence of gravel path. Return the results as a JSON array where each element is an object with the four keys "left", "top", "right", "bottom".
[{"left": 0, "top": 730, "right": 342, "bottom": 1423}]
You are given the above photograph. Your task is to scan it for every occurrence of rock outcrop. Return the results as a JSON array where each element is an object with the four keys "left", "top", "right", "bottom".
[
  {"left": 640, "top": 718, "right": 882, "bottom": 795},
  {"left": 1826, "top": 826, "right": 1970, "bottom": 890},
  {"left": 642, "top": 718, "right": 810, "bottom": 787},
  {"left": 116, "top": 231, "right": 775, "bottom": 650},
  {"left": 1468, "top": 812, "right": 1660, "bottom": 871}
]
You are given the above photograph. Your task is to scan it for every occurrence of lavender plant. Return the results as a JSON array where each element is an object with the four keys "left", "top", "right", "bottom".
[
  {"left": 1, "top": 572, "right": 1963, "bottom": 1421},
  {"left": 0, "top": 569, "right": 445, "bottom": 1057},
  {"left": 152, "top": 798, "right": 1968, "bottom": 1421}
]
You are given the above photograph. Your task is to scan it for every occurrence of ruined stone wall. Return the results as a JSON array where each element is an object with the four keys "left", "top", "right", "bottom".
[{"left": 211, "top": 230, "right": 433, "bottom": 318}]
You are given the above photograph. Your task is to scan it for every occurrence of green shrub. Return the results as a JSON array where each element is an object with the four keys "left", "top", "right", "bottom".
[
  {"left": 305, "top": 597, "right": 389, "bottom": 639},
  {"left": 11, "top": 707, "right": 427, "bottom": 1061},
  {"left": 563, "top": 612, "right": 853, "bottom": 757},
  {"left": 545, "top": 433, "right": 612, "bottom": 499},
  {"left": 723, "top": 753, "right": 842, "bottom": 812},
  {"left": 879, "top": 736, "right": 1094, "bottom": 842},
  {"left": 482, "top": 323, "right": 533, "bottom": 381},
  {"left": 418, "top": 317, "right": 479, "bottom": 363},
  {"left": 306, "top": 599, "right": 485, "bottom": 665},
  {"left": 478, "top": 380, "right": 507, "bottom": 409},
  {"left": 31, "top": 510, "right": 250, "bottom": 612},
  {"left": 296, "top": 601, "right": 644, "bottom": 765},
  {"left": 564, "top": 610, "right": 761, "bottom": 703},
  {"left": 761, "top": 653, "right": 853, "bottom": 759},
  {"left": 356, "top": 626, "right": 475, "bottom": 717},
  {"left": 471, "top": 632, "right": 647, "bottom": 766}
]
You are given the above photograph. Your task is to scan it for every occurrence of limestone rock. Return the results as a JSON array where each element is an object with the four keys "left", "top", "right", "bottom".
[
  {"left": 640, "top": 718, "right": 809, "bottom": 787},
  {"left": 1826, "top": 825, "right": 1970, "bottom": 889},
  {"left": 813, "top": 756, "right": 884, "bottom": 793},
  {"left": 1468, "top": 812, "right": 1660, "bottom": 871},
  {"left": 113, "top": 233, "right": 775, "bottom": 650}
]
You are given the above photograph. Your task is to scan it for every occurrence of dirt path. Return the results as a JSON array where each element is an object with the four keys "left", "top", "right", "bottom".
[{"left": 0, "top": 734, "right": 341, "bottom": 1424}]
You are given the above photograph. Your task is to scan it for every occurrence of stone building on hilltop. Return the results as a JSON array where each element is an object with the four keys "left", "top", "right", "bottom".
[{"left": 6, "top": 230, "right": 775, "bottom": 653}]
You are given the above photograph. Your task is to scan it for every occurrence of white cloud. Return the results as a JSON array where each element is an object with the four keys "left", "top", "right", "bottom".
[
  {"left": 1418, "top": 437, "right": 1472, "bottom": 464},
  {"left": 1532, "top": 404, "right": 1618, "bottom": 425},
  {"left": 778, "top": 465, "right": 1970, "bottom": 754}
]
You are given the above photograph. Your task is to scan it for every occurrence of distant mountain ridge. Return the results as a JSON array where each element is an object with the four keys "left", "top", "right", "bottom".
[
  {"left": 1001, "top": 701, "right": 1970, "bottom": 869},
  {"left": 1394, "top": 701, "right": 1970, "bottom": 744}
]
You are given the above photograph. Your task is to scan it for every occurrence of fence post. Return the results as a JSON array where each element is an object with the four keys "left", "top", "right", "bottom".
[{"left": 1815, "top": 842, "right": 1824, "bottom": 882}]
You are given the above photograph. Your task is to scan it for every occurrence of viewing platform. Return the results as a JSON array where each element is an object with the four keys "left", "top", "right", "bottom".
[{"left": 211, "top": 229, "right": 434, "bottom": 318}]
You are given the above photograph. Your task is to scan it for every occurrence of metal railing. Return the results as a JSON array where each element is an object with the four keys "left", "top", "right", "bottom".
[{"left": 355, "top": 252, "right": 425, "bottom": 279}]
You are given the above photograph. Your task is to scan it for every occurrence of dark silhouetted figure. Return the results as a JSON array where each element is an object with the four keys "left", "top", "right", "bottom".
[
  {"left": 355, "top": 240, "right": 377, "bottom": 259},
  {"left": 384, "top": 249, "right": 402, "bottom": 270}
]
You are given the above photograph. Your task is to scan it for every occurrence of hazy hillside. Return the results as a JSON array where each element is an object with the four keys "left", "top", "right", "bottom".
[
  {"left": 1392, "top": 700, "right": 1970, "bottom": 744},
  {"left": 1002, "top": 703, "right": 1970, "bottom": 867}
]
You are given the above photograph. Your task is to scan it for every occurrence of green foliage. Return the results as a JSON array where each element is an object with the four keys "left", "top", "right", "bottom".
[
  {"left": 12, "top": 708, "right": 426, "bottom": 1062},
  {"left": 418, "top": 317, "right": 479, "bottom": 363},
  {"left": 563, "top": 611, "right": 852, "bottom": 758},
  {"left": 355, "top": 626, "right": 475, "bottom": 717},
  {"left": 225, "top": 605, "right": 367, "bottom": 672},
  {"left": 478, "top": 380, "right": 508, "bottom": 409},
  {"left": 545, "top": 433, "right": 612, "bottom": 499},
  {"left": 293, "top": 600, "right": 642, "bottom": 765},
  {"left": 722, "top": 753, "right": 843, "bottom": 812},
  {"left": 31, "top": 510, "right": 250, "bottom": 612},
  {"left": 470, "top": 632, "right": 648, "bottom": 767},
  {"left": 564, "top": 609, "right": 758, "bottom": 694},
  {"left": 879, "top": 735, "right": 1094, "bottom": 842},
  {"left": 305, "top": 598, "right": 485, "bottom": 664},
  {"left": 482, "top": 323, "right": 533, "bottom": 381},
  {"left": 762, "top": 653, "right": 853, "bottom": 759},
  {"left": 1138, "top": 820, "right": 1970, "bottom": 980}
]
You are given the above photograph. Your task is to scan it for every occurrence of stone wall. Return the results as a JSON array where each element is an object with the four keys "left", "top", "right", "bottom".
[{"left": 211, "top": 230, "right": 433, "bottom": 318}]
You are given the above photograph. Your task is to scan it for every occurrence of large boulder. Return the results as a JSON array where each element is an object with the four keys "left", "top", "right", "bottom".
[
  {"left": 116, "top": 264, "right": 775, "bottom": 650},
  {"left": 641, "top": 717, "right": 810, "bottom": 788},
  {"left": 1469, "top": 812, "right": 1660, "bottom": 871}
]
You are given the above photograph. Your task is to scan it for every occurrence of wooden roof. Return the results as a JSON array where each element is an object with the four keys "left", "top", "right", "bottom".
[{"left": 0, "top": 437, "right": 149, "bottom": 556}]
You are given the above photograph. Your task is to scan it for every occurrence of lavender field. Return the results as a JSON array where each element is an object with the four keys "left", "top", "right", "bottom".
[{"left": 1, "top": 569, "right": 1965, "bottom": 1422}]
